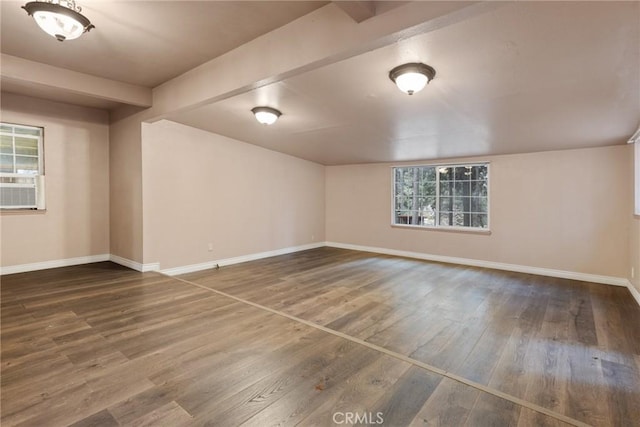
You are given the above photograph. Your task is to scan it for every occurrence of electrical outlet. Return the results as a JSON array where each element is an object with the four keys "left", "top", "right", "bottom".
[
  {"left": 311, "top": 235, "right": 315, "bottom": 241},
  {"left": 632, "top": 267, "right": 635, "bottom": 279},
  {"left": 208, "top": 243, "right": 213, "bottom": 252}
]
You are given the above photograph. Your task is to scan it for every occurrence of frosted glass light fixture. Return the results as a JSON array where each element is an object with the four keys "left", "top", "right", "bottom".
[
  {"left": 22, "top": 0, "right": 94, "bottom": 42},
  {"left": 389, "top": 63, "right": 436, "bottom": 95},
  {"left": 251, "top": 106, "right": 282, "bottom": 125}
]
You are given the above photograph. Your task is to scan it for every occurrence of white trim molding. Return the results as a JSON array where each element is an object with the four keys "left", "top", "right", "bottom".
[
  {"left": 326, "top": 242, "right": 630, "bottom": 287},
  {"left": 161, "top": 242, "right": 326, "bottom": 276},
  {"left": 2, "top": 243, "right": 637, "bottom": 308},
  {"left": 109, "top": 254, "right": 159, "bottom": 272},
  {"left": 627, "top": 281, "right": 640, "bottom": 307},
  {"left": 0, "top": 254, "right": 110, "bottom": 275}
]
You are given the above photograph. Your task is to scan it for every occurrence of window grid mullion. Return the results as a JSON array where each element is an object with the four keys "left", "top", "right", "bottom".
[
  {"left": 435, "top": 167, "right": 440, "bottom": 227},
  {"left": 12, "top": 134, "right": 16, "bottom": 173},
  {"left": 1, "top": 128, "right": 43, "bottom": 175}
]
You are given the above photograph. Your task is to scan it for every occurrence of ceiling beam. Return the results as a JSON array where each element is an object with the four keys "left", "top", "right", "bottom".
[
  {"left": 0, "top": 54, "right": 152, "bottom": 108},
  {"left": 333, "top": 1, "right": 376, "bottom": 23},
  {"left": 150, "top": 1, "right": 502, "bottom": 122}
]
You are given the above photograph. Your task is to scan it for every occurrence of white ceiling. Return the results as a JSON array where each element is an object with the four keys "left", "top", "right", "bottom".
[
  {"left": 0, "top": 1, "right": 327, "bottom": 87},
  {"left": 168, "top": 1, "right": 640, "bottom": 165},
  {"left": 1, "top": 1, "right": 638, "bottom": 165}
]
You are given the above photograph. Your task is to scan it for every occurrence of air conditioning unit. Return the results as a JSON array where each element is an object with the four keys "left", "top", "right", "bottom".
[{"left": 0, "top": 174, "right": 46, "bottom": 210}]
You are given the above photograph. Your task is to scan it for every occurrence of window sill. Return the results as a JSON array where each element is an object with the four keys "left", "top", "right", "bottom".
[
  {"left": 391, "top": 224, "right": 491, "bottom": 235},
  {"left": 1, "top": 209, "right": 46, "bottom": 215}
]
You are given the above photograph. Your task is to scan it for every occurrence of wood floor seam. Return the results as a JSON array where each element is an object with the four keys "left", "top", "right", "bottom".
[{"left": 164, "top": 272, "right": 593, "bottom": 427}]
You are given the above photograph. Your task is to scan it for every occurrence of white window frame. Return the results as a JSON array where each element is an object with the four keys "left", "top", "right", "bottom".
[
  {"left": 391, "top": 162, "right": 490, "bottom": 232},
  {"left": 1, "top": 123, "right": 44, "bottom": 175},
  {"left": 1, "top": 122, "right": 45, "bottom": 210}
]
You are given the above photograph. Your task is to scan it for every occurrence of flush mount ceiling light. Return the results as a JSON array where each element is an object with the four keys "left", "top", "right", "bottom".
[
  {"left": 251, "top": 106, "right": 282, "bottom": 125},
  {"left": 22, "top": 0, "right": 95, "bottom": 42},
  {"left": 389, "top": 63, "right": 436, "bottom": 95}
]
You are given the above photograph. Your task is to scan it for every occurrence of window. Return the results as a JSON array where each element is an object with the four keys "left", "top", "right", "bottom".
[
  {"left": 393, "top": 163, "right": 489, "bottom": 230},
  {"left": 0, "top": 123, "right": 45, "bottom": 209}
]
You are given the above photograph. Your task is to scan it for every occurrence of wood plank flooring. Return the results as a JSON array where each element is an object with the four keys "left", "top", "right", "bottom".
[{"left": 1, "top": 248, "right": 639, "bottom": 426}]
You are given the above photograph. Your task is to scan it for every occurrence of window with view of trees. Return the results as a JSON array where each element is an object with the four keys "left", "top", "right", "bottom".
[
  {"left": 393, "top": 163, "right": 489, "bottom": 229},
  {"left": 0, "top": 123, "right": 45, "bottom": 210},
  {"left": 1, "top": 123, "right": 43, "bottom": 175}
]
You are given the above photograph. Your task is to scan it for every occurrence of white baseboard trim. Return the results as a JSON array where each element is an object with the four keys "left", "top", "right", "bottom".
[
  {"left": 109, "top": 254, "right": 160, "bottom": 272},
  {"left": 326, "top": 242, "right": 631, "bottom": 288},
  {"left": 3, "top": 243, "right": 637, "bottom": 308},
  {"left": 627, "top": 280, "right": 640, "bottom": 307},
  {"left": 0, "top": 254, "right": 110, "bottom": 275},
  {"left": 160, "top": 242, "right": 326, "bottom": 276}
]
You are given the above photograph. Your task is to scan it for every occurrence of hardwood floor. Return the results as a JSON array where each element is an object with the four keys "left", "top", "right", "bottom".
[{"left": 1, "top": 248, "right": 639, "bottom": 426}]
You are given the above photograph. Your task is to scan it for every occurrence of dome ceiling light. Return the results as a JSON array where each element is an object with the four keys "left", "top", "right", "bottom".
[
  {"left": 389, "top": 63, "right": 436, "bottom": 95},
  {"left": 22, "top": 0, "right": 95, "bottom": 42},
  {"left": 251, "top": 106, "right": 282, "bottom": 125}
]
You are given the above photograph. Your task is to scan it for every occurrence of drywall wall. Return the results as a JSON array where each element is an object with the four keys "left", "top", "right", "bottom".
[
  {"left": 109, "top": 112, "right": 144, "bottom": 264},
  {"left": 326, "top": 145, "right": 630, "bottom": 279},
  {"left": 631, "top": 216, "right": 639, "bottom": 293},
  {"left": 0, "top": 93, "right": 110, "bottom": 267},
  {"left": 141, "top": 120, "right": 325, "bottom": 270},
  {"left": 631, "top": 142, "right": 640, "bottom": 293}
]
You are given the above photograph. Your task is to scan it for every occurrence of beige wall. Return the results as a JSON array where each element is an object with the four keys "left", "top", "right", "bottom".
[
  {"left": 631, "top": 216, "right": 639, "bottom": 292},
  {"left": 326, "top": 145, "right": 631, "bottom": 279},
  {"left": 631, "top": 142, "right": 640, "bottom": 293},
  {"left": 2, "top": 92, "right": 634, "bottom": 287},
  {"left": 0, "top": 93, "right": 110, "bottom": 267},
  {"left": 141, "top": 120, "right": 325, "bottom": 270},
  {"left": 109, "top": 112, "right": 144, "bottom": 263}
]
